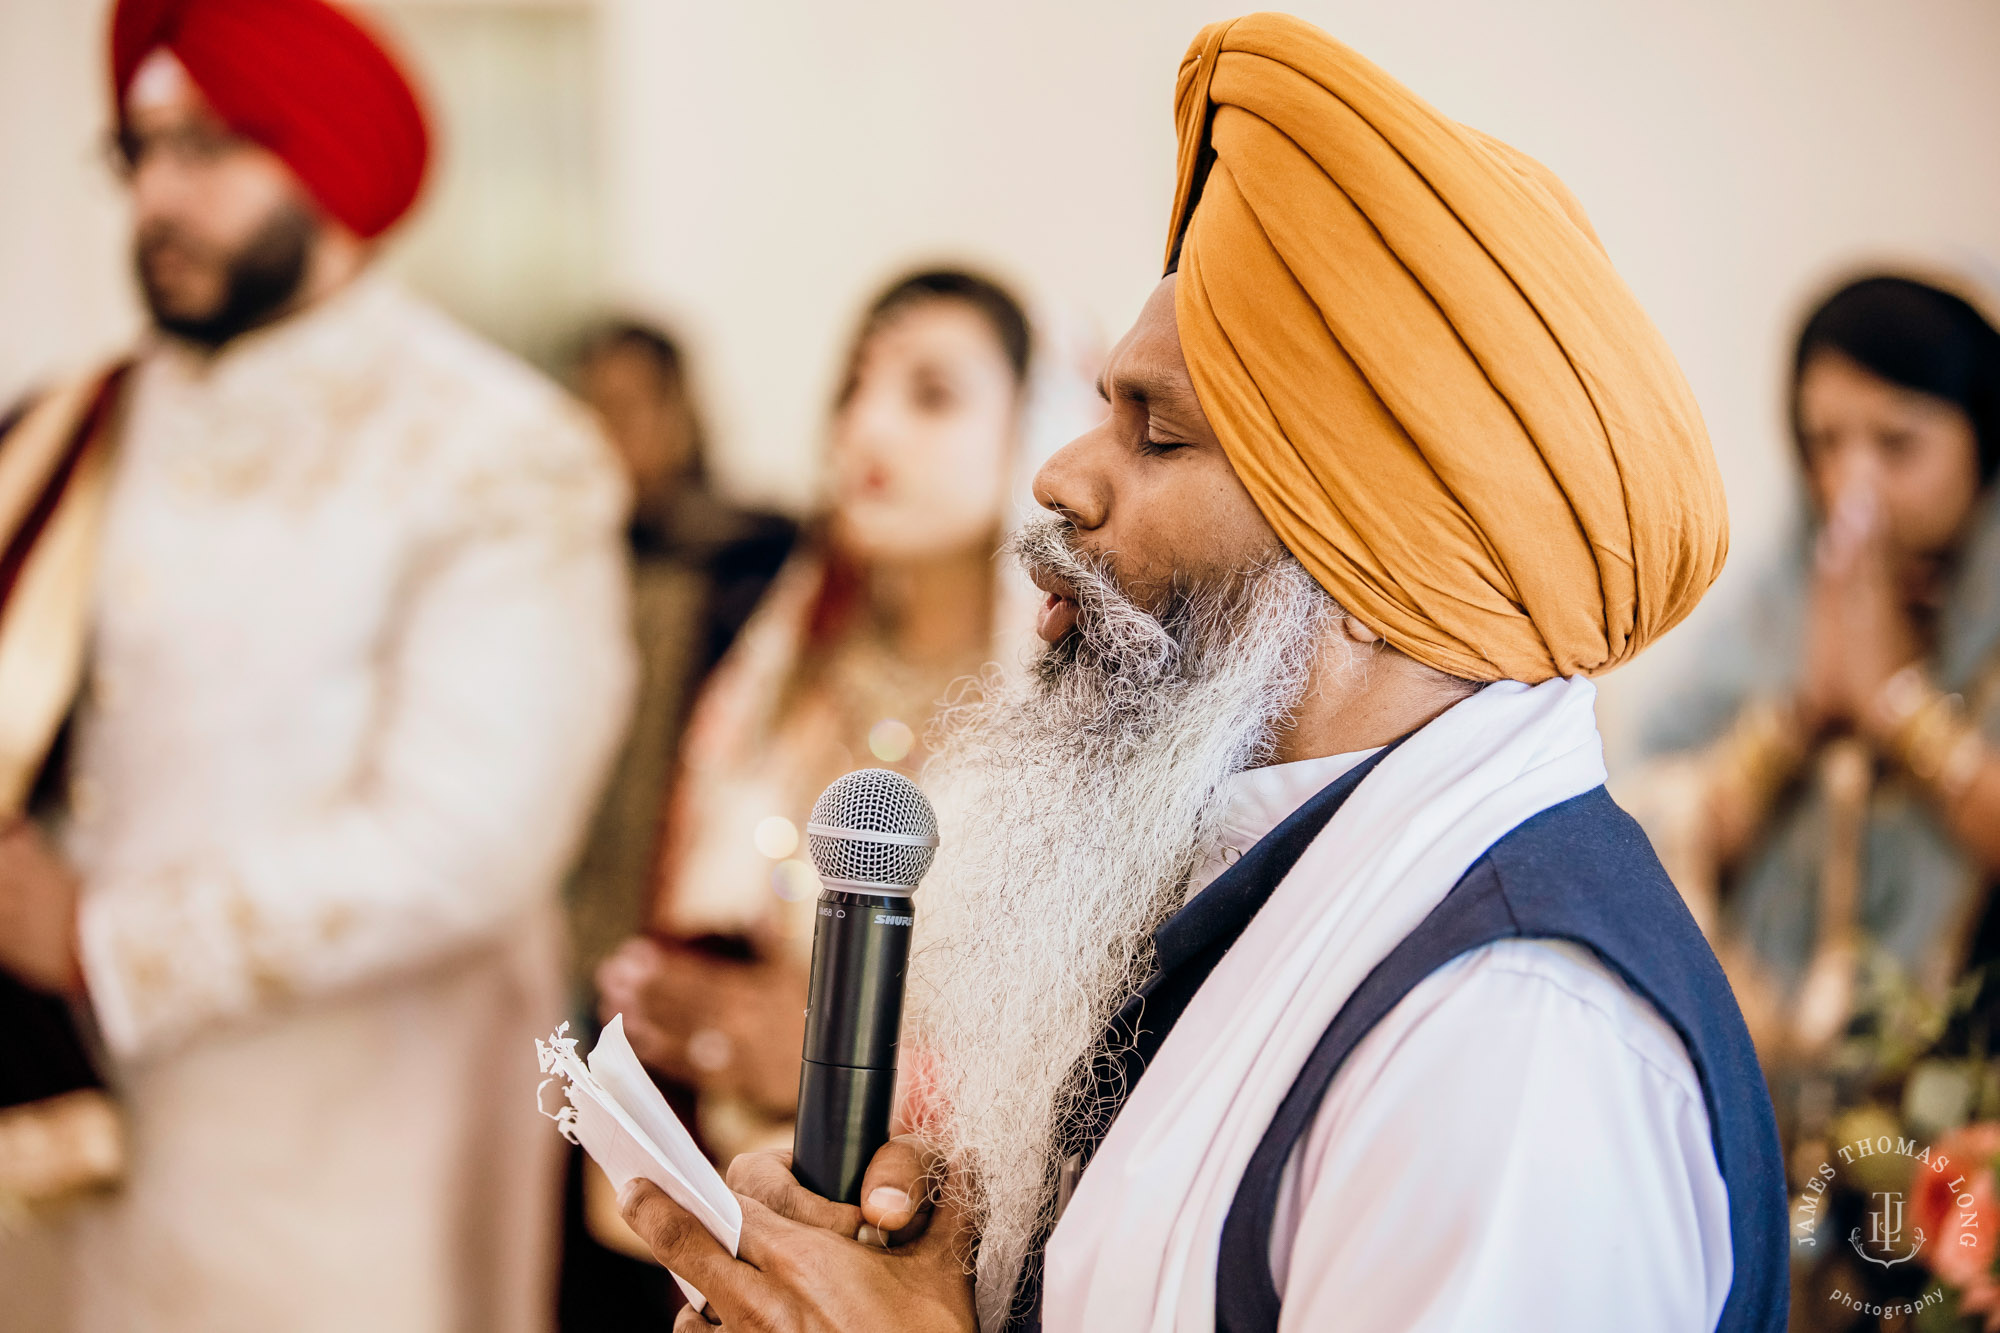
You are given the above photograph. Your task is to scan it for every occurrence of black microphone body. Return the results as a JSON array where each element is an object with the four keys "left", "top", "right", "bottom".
[
  {"left": 791, "top": 769, "right": 938, "bottom": 1205},
  {"left": 793, "top": 889, "right": 914, "bottom": 1203}
]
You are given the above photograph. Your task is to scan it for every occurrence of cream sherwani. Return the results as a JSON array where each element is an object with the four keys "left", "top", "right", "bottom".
[{"left": 59, "top": 278, "right": 635, "bottom": 1333}]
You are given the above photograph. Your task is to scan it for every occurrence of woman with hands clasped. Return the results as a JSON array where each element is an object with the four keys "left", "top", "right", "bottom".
[{"left": 1635, "top": 274, "right": 2000, "bottom": 1175}]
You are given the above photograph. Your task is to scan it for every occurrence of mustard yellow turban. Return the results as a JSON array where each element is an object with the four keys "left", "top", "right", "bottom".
[{"left": 1169, "top": 14, "right": 1728, "bottom": 682}]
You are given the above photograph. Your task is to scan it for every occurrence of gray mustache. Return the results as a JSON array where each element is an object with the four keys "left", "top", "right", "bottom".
[{"left": 1006, "top": 519, "right": 1180, "bottom": 678}]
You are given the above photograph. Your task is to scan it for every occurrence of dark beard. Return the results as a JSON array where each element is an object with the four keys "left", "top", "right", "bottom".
[{"left": 137, "top": 201, "right": 317, "bottom": 349}]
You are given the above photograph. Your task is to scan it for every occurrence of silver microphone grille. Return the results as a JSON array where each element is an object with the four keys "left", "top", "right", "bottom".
[{"left": 805, "top": 768, "right": 940, "bottom": 893}]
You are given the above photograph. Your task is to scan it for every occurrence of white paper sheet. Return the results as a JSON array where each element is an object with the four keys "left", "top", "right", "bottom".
[{"left": 538, "top": 1016, "right": 743, "bottom": 1311}]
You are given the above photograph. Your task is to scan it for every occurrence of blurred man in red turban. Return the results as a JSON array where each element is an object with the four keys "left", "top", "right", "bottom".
[
  {"left": 0, "top": 2, "right": 635, "bottom": 1330},
  {"left": 107, "top": 0, "right": 430, "bottom": 344}
]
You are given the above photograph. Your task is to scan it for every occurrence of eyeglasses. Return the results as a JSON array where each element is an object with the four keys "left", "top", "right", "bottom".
[{"left": 106, "top": 122, "right": 253, "bottom": 179}]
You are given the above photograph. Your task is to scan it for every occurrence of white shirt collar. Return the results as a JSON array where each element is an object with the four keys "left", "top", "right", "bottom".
[{"left": 1188, "top": 747, "right": 1381, "bottom": 896}]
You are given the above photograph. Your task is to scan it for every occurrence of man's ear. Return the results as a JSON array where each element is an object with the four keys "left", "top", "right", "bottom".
[{"left": 1342, "top": 615, "right": 1382, "bottom": 646}]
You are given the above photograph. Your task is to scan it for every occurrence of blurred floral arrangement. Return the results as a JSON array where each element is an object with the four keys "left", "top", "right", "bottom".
[
  {"left": 1787, "top": 958, "right": 2000, "bottom": 1330},
  {"left": 1909, "top": 1122, "right": 2000, "bottom": 1329}
]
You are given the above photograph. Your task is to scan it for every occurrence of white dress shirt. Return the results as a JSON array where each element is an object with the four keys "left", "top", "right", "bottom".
[
  {"left": 1205, "top": 753, "right": 1733, "bottom": 1332},
  {"left": 1041, "top": 678, "right": 1732, "bottom": 1333}
]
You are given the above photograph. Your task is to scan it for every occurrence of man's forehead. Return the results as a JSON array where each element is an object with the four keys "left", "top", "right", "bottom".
[
  {"left": 124, "top": 49, "right": 221, "bottom": 126},
  {"left": 1102, "top": 277, "right": 1200, "bottom": 410},
  {"left": 127, "top": 49, "right": 192, "bottom": 112}
]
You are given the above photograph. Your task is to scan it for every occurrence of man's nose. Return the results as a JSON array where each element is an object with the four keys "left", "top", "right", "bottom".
[
  {"left": 1031, "top": 431, "right": 1111, "bottom": 530},
  {"left": 128, "top": 157, "right": 188, "bottom": 226}
]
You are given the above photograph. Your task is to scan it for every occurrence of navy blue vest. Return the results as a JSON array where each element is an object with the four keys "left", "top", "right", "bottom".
[{"left": 1015, "top": 756, "right": 1789, "bottom": 1333}]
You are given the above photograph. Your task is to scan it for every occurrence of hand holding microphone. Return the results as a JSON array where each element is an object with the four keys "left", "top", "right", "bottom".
[
  {"left": 612, "top": 770, "right": 972, "bottom": 1326},
  {"left": 792, "top": 768, "right": 939, "bottom": 1205}
]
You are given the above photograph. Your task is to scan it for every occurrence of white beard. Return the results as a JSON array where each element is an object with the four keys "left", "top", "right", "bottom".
[{"left": 909, "top": 518, "right": 1349, "bottom": 1330}]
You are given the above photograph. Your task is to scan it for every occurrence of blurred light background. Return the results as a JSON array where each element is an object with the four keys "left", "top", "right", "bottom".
[{"left": 3, "top": 0, "right": 1999, "bottom": 752}]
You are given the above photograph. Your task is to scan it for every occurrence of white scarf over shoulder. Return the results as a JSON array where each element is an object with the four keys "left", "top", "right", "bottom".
[{"left": 1041, "top": 676, "right": 1611, "bottom": 1331}]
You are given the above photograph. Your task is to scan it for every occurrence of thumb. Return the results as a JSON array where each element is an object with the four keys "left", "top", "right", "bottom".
[
  {"left": 860, "top": 1134, "right": 942, "bottom": 1234},
  {"left": 905, "top": 1173, "right": 977, "bottom": 1267}
]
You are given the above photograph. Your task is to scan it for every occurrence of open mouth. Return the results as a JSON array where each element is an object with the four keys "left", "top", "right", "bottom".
[{"left": 1029, "top": 569, "right": 1081, "bottom": 644}]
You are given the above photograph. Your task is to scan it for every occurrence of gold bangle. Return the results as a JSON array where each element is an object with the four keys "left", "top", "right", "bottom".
[
  {"left": 1709, "top": 698, "right": 1808, "bottom": 815},
  {"left": 1873, "top": 665, "right": 1986, "bottom": 804},
  {"left": 1872, "top": 664, "right": 1930, "bottom": 733},
  {"left": 1935, "top": 730, "right": 1986, "bottom": 806}
]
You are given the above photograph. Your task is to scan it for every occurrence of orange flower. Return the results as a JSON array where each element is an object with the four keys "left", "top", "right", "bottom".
[
  {"left": 1962, "top": 1281, "right": 2000, "bottom": 1333},
  {"left": 1913, "top": 1122, "right": 2000, "bottom": 1295}
]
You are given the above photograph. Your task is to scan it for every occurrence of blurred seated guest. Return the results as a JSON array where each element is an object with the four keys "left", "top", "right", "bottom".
[
  {"left": 1636, "top": 274, "right": 2000, "bottom": 1137},
  {"left": 564, "top": 320, "right": 795, "bottom": 993},
  {"left": 0, "top": 3, "right": 634, "bottom": 1330},
  {"left": 595, "top": 269, "right": 1032, "bottom": 1166},
  {"left": 555, "top": 322, "right": 792, "bottom": 1329}
]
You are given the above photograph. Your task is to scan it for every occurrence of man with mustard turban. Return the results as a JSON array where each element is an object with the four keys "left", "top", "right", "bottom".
[
  {"left": 613, "top": 14, "right": 1785, "bottom": 1333},
  {"left": 0, "top": 1, "right": 633, "bottom": 1329}
]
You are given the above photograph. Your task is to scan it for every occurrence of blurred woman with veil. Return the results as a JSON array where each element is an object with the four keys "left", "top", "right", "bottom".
[{"left": 592, "top": 268, "right": 1094, "bottom": 1199}]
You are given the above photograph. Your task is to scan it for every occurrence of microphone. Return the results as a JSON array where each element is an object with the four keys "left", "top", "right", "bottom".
[{"left": 792, "top": 768, "right": 939, "bottom": 1204}]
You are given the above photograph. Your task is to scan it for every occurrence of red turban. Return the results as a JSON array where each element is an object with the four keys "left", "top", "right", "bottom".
[{"left": 110, "top": 0, "right": 431, "bottom": 239}]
